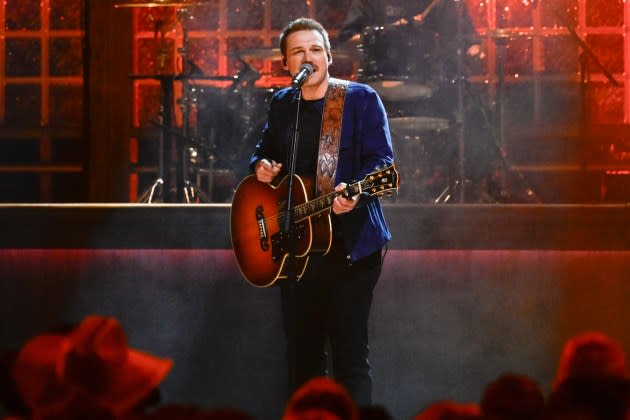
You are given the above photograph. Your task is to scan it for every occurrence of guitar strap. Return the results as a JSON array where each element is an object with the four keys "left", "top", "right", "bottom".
[{"left": 316, "top": 77, "right": 349, "bottom": 196}]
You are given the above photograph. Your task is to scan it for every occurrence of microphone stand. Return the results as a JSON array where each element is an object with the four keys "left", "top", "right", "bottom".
[
  {"left": 283, "top": 88, "right": 302, "bottom": 255},
  {"left": 434, "top": 0, "right": 467, "bottom": 203},
  {"left": 284, "top": 88, "right": 303, "bottom": 396},
  {"left": 454, "top": 0, "right": 466, "bottom": 203},
  {"left": 550, "top": 7, "right": 620, "bottom": 194}
]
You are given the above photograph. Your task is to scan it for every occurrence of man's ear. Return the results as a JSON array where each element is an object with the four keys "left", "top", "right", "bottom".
[{"left": 282, "top": 57, "right": 288, "bottom": 69}]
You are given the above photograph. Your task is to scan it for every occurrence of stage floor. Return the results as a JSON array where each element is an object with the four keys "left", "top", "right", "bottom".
[
  {"left": 0, "top": 203, "right": 628, "bottom": 250},
  {"left": 1, "top": 203, "right": 630, "bottom": 419}
]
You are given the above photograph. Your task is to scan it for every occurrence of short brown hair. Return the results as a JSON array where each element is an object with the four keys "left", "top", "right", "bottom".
[{"left": 279, "top": 17, "right": 331, "bottom": 61}]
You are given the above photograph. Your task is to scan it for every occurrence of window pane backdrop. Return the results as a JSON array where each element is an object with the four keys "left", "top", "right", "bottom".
[{"left": 0, "top": 0, "right": 628, "bottom": 202}]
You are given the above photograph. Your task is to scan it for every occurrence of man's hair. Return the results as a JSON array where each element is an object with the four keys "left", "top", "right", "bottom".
[{"left": 279, "top": 17, "right": 332, "bottom": 61}]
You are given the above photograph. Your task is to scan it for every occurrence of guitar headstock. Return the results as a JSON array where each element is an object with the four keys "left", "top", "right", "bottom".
[{"left": 360, "top": 164, "right": 400, "bottom": 198}]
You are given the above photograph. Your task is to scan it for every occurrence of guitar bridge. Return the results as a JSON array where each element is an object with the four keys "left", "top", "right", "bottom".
[
  {"left": 256, "top": 205, "right": 269, "bottom": 251},
  {"left": 271, "top": 223, "right": 306, "bottom": 261}
]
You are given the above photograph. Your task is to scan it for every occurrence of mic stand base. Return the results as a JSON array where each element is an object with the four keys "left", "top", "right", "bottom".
[
  {"left": 183, "top": 180, "right": 211, "bottom": 204},
  {"left": 137, "top": 178, "right": 165, "bottom": 204}
]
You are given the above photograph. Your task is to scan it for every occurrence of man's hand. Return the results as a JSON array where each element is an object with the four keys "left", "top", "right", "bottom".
[
  {"left": 255, "top": 159, "right": 282, "bottom": 183},
  {"left": 332, "top": 183, "right": 358, "bottom": 214}
]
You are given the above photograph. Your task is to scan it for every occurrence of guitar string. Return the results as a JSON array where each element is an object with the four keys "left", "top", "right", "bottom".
[
  {"left": 261, "top": 173, "right": 392, "bottom": 225},
  {"left": 262, "top": 188, "right": 345, "bottom": 225}
]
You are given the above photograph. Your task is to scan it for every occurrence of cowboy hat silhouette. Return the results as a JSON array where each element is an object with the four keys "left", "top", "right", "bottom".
[{"left": 12, "top": 315, "right": 173, "bottom": 418}]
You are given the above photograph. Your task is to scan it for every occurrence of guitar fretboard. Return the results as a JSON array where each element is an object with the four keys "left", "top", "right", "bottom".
[
  {"left": 267, "top": 164, "right": 397, "bottom": 226},
  {"left": 291, "top": 183, "right": 362, "bottom": 222}
]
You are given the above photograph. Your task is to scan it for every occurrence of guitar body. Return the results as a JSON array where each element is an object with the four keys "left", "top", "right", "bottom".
[
  {"left": 230, "top": 174, "right": 333, "bottom": 287},
  {"left": 230, "top": 164, "right": 399, "bottom": 288}
]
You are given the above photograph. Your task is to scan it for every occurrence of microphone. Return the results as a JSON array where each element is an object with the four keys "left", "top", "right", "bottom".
[{"left": 291, "top": 63, "right": 314, "bottom": 89}]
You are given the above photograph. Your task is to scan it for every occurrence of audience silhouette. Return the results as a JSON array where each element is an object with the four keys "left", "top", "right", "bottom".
[
  {"left": 480, "top": 372, "right": 544, "bottom": 420},
  {"left": 7, "top": 315, "right": 172, "bottom": 420},
  {"left": 147, "top": 403, "right": 255, "bottom": 420},
  {"left": 282, "top": 377, "right": 359, "bottom": 420},
  {"left": 5, "top": 321, "right": 630, "bottom": 420},
  {"left": 414, "top": 400, "right": 480, "bottom": 420},
  {"left": 358, "top": 404, "right": 394, "bottom": 420},
  {"left": 552, "top": 332, "right": 630, "bottom": 390},
  {"left": 410, "top": 331, "right": 630, "bottom": 420},
  {"left": 543, "top": 332, "right": 630, "bottom": 420}
]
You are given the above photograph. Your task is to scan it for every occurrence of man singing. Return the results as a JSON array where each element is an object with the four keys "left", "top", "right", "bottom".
[{"left": 248, "top": 17, "right": 394, "bottom": 405}]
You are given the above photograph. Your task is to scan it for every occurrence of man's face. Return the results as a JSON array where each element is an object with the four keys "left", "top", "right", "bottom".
[{"left": 283, "top": 29, "right": 331, "bottom": 93}]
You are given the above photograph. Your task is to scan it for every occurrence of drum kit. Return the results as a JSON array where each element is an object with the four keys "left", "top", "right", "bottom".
[
  {"left": 113, "top": 0, "right": 535, "bottom": 204},
  {"left": 115, "top": 0, "right": 277, "bottom": 203},
  {"left": 355, "top": 7, "right": 539, "bottom": 203},
  {"left": 355, "top": 17, "right": 461, "bottom": 202}
]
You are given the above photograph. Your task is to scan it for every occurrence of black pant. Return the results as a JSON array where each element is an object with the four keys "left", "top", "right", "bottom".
[{"left": 280, "top": 243, "right": 382, "bottom": 406}]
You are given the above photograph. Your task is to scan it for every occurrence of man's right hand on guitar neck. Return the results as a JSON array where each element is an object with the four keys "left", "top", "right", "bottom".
[{"left": 255, "top": 158, "right": 283, "bottom": 183}]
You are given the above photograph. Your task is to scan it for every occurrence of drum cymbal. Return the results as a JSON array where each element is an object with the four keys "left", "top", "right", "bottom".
[
  {"left": 389, "top": 116, "right": 450, "bottom": 135},
  {"left": 235, "top": 47, "right": 352, "bottom": 61},
  {"left": 129, "top": 73, "right": 235, "bottom": 81},
  {"left": 482, "top": 28, "right": 534, "bottom": 39},
  {"left": 368, "top": 80, "right": 436, "bottom": 101},
  {"left": 113, "top": 0, "right": 208, "bottom": 7},
  {"left": 235, "top": 48, "right": 283, "bottom": 60}
]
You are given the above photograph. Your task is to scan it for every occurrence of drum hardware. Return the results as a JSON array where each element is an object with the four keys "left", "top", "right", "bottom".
[
  {"left": 486, "top": 9, "right": 540, "bottom": 203},
  {"left": 434, "top": 177, "right": 474, "bottom": 203},
  {"left": 113, "top": 0, "right": 208, "bottom": 8},
  {"left": 490, "top": 15, "right": 509, "bottom": 202},
  {"left": 194, "top": 70, "right": 277, "bottom": 202},
  {"left": 173, "top": 6, "right": 210, "bottom": 203},
  {"left": 411, "top": 0, "right": 444, "bottom": 25},
  {"left": 355, "top": 6, "right": 454, "bottom": 202},
  {"left": 430, "top": 0, "right": 469, "bottom": 203},
  {"left": 435, "top": 5, "right": 541, "bottom": 204},
  {"left": 368, "top": 80, "right": 437, "bottom": 102},
  {"left": 549, "top": 8, "right": 619, "bottom": 89},
  {"left": 232, "top": 55, "right": 262, "bottom": 87},
  {"left": 233, "top": 48, "right": 284, "bottom": 61},
  {"left": 389, "top": 116, "right": 450, "bottom": 136},
  {"left": 385, "top": 87, "right": 453, "bottom": 201},
  {"left": 484, "top": 29, "right": 531, "bottom": 39},
  {"left": 120, "top": 2, "right": 231, "bottom": 202},
  {"left": 390, "top": 119, "right": 452, "bottom": 203},
  {"left": 357, "top": 24, "right": 443, "bottom": 102},
  {"left": 131, "top": 74, "right": 175, "bottom": 203},
  {"left": 356, "top": 0, "right": 447, "bottom": 103},
  {"left": 138, "top": 111, "right": 213, "bottom": 202},
  {"left": 551, "top": 6, "right": 619, "bottom": 161},
  {"left": 130, "top": 73, "right": 236, "bottom": 82}
]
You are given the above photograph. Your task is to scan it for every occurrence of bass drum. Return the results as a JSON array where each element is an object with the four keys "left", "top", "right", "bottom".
[
  {"left": 357, "top": 24, "right": 444, "bottom": 102},
  {"left": 196, "top": 85, "right": 275, "bottom": 201}
]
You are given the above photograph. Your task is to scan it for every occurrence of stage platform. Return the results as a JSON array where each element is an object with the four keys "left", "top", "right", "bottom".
[
  {"left": 1, "top": 203, "right": 629, "bottom": 419},
  {"left": 0, "top": 203, "right": 629, "bottom": 249}
]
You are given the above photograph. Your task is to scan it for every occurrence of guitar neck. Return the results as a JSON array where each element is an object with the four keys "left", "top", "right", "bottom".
[
  {"left": 291, "top": 182, "right": 362, "bottom": 222},
  {"left": 280, "top": 164, "right": 397, "bottom": 224}
]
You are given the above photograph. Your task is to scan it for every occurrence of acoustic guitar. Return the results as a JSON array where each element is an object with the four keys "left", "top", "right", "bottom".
[{"left": 230, "top": 164, "right": 399, "bottom": 287}]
